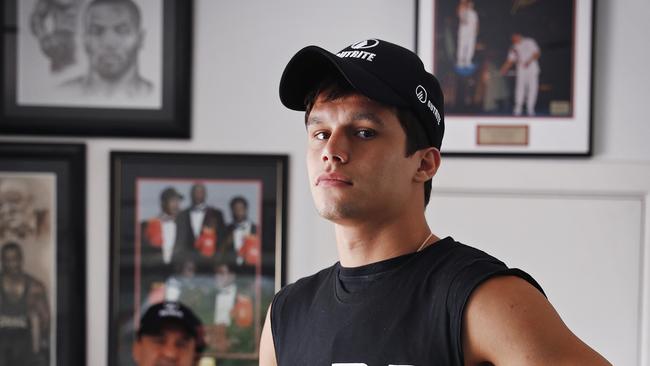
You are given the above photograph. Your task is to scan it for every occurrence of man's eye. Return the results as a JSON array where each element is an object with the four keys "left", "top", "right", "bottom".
[
  {"left": 175, "top": 339, "right": 190, "bottom": 348},
  {"left": 88, "top": 26, "right": 103, "bottom": 36},
  {"left": 313, "top": 131, "right": 329, "bottom": 140},
  {"left": 116, "top": 24, "right": 133, "bottom": 35},
  {"left": 356, "top": 129, "right": 376, "bottom": 139}
]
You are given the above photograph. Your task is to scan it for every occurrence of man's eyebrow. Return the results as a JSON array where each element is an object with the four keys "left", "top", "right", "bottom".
[
  {"left": 351, "top": 112, "right": 384, "bottom": 125},
  {"left": 305, "top": 116, "right": 322, "bottom": 128},
  {"left": 305, "top": 112, "right": 384, "bottom": 128}
]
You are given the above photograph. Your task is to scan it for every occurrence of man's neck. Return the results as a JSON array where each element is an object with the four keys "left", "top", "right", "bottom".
[{"left": 334, "top": 214, "right": 438, "bottom": 268}]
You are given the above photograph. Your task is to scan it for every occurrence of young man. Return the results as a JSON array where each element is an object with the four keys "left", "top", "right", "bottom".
[
  {"left": 60, "top": 0, "right": 153, "bottom": 97},
  {"left": 259, "top": 39, "right": 610, "bottom": 365},
  {"left": 132, "top": 301, "right": 204, "bottom": 366},
  {"left": 500, "top": 33, "right": 541, "bottom": 116}
]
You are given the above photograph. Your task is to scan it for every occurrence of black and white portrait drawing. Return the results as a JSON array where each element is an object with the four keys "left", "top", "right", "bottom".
[{"left": 17, "top": 0, "right": 162, "bottom": 109}]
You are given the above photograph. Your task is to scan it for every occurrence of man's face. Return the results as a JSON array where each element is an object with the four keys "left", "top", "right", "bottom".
[
  {"left": 214, "top": 264, "right": 234, "bottom": 289},
  {"left": 512, "top": 34, "right": 522, "bottom": 44},
  {"left": 163, "top": 197, "right": 181, "bottom": 217},
  {"left": 232, "top": 201, "right": 248, "bottom": 222},
  {"left": 191, "top": 186, "right": 206, "bottom": 206},
  {"left": 305, "top": 93, "right": 423, "bottom": 224},
  {"left": 1, "top": 248, "right": 22, "bottom": 275},
  {"left": 132, "top": 329, "right": 197, "bottom": 366},
  {"left": 84, "top": 3, "right": 142, "bottom": 80}
]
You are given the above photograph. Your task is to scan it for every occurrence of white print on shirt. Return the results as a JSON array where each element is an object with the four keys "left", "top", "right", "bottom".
[{"left": 332, "top": 364, "right": 414, "bottom": 366}]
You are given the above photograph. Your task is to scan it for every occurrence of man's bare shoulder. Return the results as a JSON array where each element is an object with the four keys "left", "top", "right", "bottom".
[{"left": 462, "top": 275, "right": 611, "bottom": 365}]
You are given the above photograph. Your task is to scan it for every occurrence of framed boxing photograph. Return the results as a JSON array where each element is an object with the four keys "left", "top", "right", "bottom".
[
  {"left": 0, "top": 142, "right": 86, "bottom": 366},
  {"left": 416, "top": 0, "right": 594, "bottom": 155},
  {"left": 0, "top": 0, "right": 192, "bottom": 138},
  {"left": 109, "top": 152, "right": 288, "bottom": 366}
]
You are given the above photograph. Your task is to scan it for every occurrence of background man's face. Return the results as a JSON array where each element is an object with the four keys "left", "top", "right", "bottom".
[
  {"left": 132, "top": 329, "right": 197, "bottom": 366},
  {"left": 191, "top": 186, "right": 206, "bottom": 206},
  {"left": 84, "top": 3, "right": 143, "bottom": 80},
  {"left": 214, "top": 264, "right": 234, "bottom": 289},
  {"left": 1, "top": 248, "right": 22, "bottom": 275},
  {"left": 232, "top": 201, "right": 247, "bottom": 222},
  {"left": 163, "top": 197, "right": 181, "bottom": 217}
]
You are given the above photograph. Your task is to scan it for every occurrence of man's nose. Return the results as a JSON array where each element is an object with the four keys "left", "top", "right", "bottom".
[
  {"left": 101, "top": 30, "right": 121, "bottom": 48},
  {"left": 161, "top": 341, "right": 179, "bottom": 360},
  {"left": 321, "top": 131, "right": 349, "bottom": 164}
]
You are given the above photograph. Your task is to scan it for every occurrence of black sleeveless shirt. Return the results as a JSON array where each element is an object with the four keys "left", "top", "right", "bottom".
[{"left": 271, "top": 237, "right": 544, "bottom": 366}]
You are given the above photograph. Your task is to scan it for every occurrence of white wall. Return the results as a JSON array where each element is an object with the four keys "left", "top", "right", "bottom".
[{"left": 1, "top": 0, "right": 649, "bottom": 365}]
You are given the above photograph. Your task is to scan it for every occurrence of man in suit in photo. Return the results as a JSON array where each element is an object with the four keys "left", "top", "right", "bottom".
[{"left": 173, "top": 183, "right": 226, "bottom": 272}]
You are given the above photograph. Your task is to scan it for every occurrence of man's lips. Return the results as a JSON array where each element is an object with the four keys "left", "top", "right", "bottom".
[{"left": 316, "top": 173, "right": 353, "bottom": 186}]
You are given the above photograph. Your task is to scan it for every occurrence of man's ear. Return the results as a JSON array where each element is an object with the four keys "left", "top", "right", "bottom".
[
  {"left": 413, "top": 147, "right": 441, "bottom": 183},
  {"left": 132, "top": 340, "right": 141, "bottom": 363}
]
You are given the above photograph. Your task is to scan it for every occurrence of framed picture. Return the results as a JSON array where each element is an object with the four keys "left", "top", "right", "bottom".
[
  {"left": 110, "top": 152, "right": 288, "bottom": 366},
  {"left": 416, "top": 0, "right": 594, "bottom": 155},
  {"left": 0, "top": 0, "right": 192, "bottom": 138},
  {"left": 0, "top": 142, "right": 86, "bottom": 366}
]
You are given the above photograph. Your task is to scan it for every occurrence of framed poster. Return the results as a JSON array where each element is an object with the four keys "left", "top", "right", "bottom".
[
  {"left": 0, "top": 142, "right": 86, "bottom": 366},
  {"left": 0, "top": 0, "right": 192, "bottom": 138},
  {"left": 110, "top": 152, "right": 288, "bottom": 366},
  {"left": 416, "top": 0, "right": 594, "bottom": 155}
]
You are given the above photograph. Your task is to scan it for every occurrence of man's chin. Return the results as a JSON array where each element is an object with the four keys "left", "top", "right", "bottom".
[{"left": 316, "top": 203, "right": 359, "bottom": 223}]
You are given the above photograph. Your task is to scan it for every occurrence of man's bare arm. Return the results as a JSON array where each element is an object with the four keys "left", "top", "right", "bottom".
[
  {"left": 462, "top": 275, "right": 611, "bottom": 366},
  {"left": 259, "top": 305, "right": 277, "bottom": 366}
]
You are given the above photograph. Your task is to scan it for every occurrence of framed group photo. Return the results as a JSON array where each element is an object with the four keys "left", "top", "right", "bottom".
[
  {"left": 1, "top": 0, "right": 192, "bottom": 137},
  {"left": 417, "top": 0, "right": 594, "bottom": 155},
  {"left": 110, "top": 152, "right": 288, "bottom": 366},
  {"left": 0, "top": 142, "right": 86, "bottom": 366}
]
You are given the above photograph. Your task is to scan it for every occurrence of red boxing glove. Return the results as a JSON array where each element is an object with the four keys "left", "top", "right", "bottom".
[
  {"left": 195, "top": 227, "right": 217, "bottom": 257},
  {"left": 145, "top": 219, "right": 163, "bottom": 247},
  {"left": 239, "top": 235, "right": 261, "bottom": 265},
  {"left": 231, "top": 294, "right": 254, "bottom": 328}
]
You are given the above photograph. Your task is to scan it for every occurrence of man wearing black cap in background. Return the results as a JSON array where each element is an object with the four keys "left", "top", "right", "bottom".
[
  {"left": 133, "top": 301, "right": 204, "bottom": 366},
  {"left": 259, "top": 39, "right": 610, "bottom": 365}
]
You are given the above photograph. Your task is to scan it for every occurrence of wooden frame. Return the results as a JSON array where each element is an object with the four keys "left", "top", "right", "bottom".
[
  {"left": 0, "top": 0, "right": 192, "bottom": 138},
  {"left": 109, "top": 151, "right": 288, "bottom": 366},
  {"left": 416, "top": 0, "right": 594, "bottom": 155}
]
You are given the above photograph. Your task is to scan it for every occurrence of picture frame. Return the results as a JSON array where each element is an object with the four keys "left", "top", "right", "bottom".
[
  {"left": 109, "top": 152, "right": 288, "bottom": 366},
  {"left": 0, "top": 0, "right": 192, "bottom": 138},
  {"left": 0, "top": 142, "right": 86, "bottom": 366},
  {"left": 416, "top": 0, "right": 594, "bottom": 156}
]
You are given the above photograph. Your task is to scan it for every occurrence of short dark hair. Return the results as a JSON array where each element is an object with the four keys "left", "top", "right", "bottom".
[
  {"left": 1, "top": 242, "right": 22, "bottom": 261},
  {"left": 230, "top": 196, "right": 248, "bottom": 210},
  {"left": 304, "top": 75, "right": 433, "bottom": 206},
  {"left": 86, "top": 0, "right": 142, "bottom": 28}
]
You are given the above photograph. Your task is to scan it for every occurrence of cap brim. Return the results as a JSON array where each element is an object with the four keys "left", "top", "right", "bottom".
[{"left": 279, "top": 46, "right": 407, "bottom": 111}]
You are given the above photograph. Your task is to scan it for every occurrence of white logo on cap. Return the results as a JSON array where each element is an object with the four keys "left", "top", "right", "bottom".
[
  {"left": 416, "top": 85, "right": 442, "bottom": 125},
  {"left": 415, "top": 85, "right": 427, "bottom": 103},
  {"left": 159, "top": 303, "right": 184, "bottom": 319},
  {"left": 350, "top": 39, "right": 380, "bottom": 49}
]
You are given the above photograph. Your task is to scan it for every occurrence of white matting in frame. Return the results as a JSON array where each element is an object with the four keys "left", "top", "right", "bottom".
[
  {"left": 16, "top": 0, "right": 163, "bottom": 109},
  {"left": 417, "top": 0, "right": 593, "bottom": 155}
]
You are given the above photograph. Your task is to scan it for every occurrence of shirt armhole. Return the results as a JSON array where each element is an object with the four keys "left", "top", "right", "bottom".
[{"left": 448, "top": 263, "right": 546, "bottom": 364}]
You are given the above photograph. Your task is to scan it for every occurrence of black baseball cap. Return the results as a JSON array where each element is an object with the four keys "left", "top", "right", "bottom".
[
  {"left": 279, "top": 38, "right": 445, "bottom": 149},
  {"left": 160, "top": 187, "right": 183, "bottom": 202},
  {"left": 137, "top": 301, "right": 205, "bottom": 350}
]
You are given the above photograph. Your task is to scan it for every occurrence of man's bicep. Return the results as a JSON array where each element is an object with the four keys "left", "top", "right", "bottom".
[
  {"left": 259, "top": 305, "right": 277, "bottom": 366},
  {"left": 461, "top": 275, "right": 610, "bottom": 366}
]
